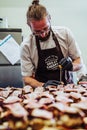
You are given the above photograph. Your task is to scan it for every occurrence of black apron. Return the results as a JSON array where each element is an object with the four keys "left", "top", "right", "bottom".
[{"left": 35, "top": 30, "right": 73, "bottom": 84}]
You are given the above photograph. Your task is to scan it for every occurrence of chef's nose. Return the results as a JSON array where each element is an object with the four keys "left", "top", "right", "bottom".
[{"left": 40, "top": 32, "right": 46, "bottom": 37}]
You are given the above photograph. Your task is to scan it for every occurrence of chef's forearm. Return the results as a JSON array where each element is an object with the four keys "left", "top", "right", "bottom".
[
  {"left": 23, "top": 76, "right": 44, "bottom": 88},
  {"left": 72, "top": 57, "right": 83, "bottom": 71},
  {"left": 73, "top": 63, "right": 82, "bottom": 71}
]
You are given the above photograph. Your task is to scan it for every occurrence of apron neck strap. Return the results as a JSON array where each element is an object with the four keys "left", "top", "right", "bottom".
[
  {"left": 51, "top": 29, "right": 64, "bottom": 58},
  {"left": 35, "top": 36, "right": 41, "bottom": 56}
]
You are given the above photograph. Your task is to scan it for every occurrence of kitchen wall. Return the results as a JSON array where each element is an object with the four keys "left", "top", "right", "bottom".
[{"left": 0, "top": 0, "right": 87, "bottom": 66}]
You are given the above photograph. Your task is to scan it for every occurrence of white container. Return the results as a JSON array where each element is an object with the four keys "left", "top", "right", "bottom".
[
  {"left": 0, "top": 17, "right": 8, "bottom": 28},
  {"left": 0, "top": 18, "right": 3, "bottom": 28}
]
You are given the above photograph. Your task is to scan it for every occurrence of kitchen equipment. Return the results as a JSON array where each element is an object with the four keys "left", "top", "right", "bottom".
[
  {"left": 0, "top": 28, "right": 23, "bottom": 88},
  {"left": 0, "top": 17, "right": 8, "bottom": 28}
]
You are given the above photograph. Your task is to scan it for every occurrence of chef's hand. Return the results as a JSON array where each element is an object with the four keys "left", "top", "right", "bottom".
[
  {"left": 43, "top": 80, "right": 63, "bottom": 88},
  {"left": 78, "top": 74, "right": 87, "bottom": 84},
  {"left": 58, "top": 57, "right": 73, "bottom": 71}
]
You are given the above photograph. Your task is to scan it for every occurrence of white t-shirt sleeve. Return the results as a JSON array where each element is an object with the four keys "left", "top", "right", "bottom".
[
  {"left": 20, "top": 38, "right": 34, "bottom": 77},
  {"left": 66, "top": 27, "right": 81, "bottom": 60}
]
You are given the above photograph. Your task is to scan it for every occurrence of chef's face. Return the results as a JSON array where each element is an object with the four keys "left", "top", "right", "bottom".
[{"left": 29, "top": 16, "right": 51, "bottom": 39}]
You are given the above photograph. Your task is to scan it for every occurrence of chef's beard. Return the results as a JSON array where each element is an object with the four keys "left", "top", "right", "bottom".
[{"left": 37, "top": 30, "right": 51, "bottom": 42}]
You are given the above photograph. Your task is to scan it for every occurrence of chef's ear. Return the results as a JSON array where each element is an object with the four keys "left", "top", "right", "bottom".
[
  {"left": 27, "top": 20, "right": 31, "bottom": 27},
  {"left": 48, "top": 14, "right": 51, "bottom": 21},
  {"left": 47, "top": 14, "right": 51, "bottom": 25}
]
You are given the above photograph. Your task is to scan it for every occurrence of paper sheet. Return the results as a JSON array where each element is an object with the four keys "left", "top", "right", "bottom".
[{"left": 0, "top": 35, "right": 20, "bottom": 65}]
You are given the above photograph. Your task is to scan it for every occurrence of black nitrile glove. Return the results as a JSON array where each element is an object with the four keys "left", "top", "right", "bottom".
[
  {"left": 43, "top": 80, "right": 63, "bottom": 88},
  {"left": 58, "top": 57, "right": 73, "bottom": 71}
]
